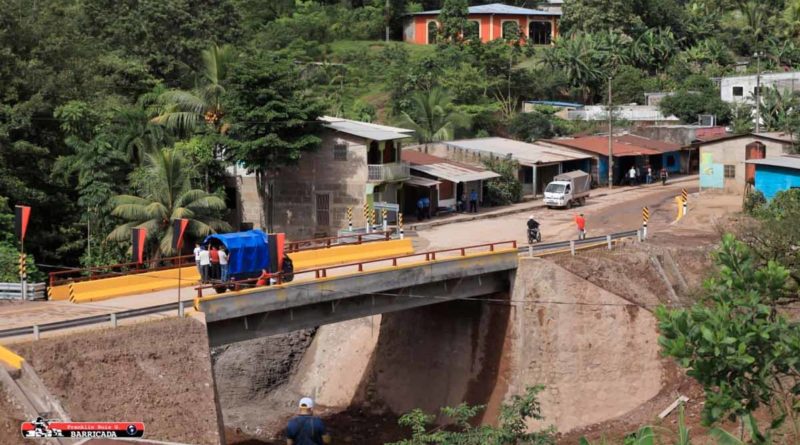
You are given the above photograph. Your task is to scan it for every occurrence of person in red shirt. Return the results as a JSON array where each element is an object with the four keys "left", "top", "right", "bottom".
[
  {"left": 256, "top": 268, "right": 270, "bottom": 287},
  {"left": 209, "top": 246, "right": 220, "bottom": 281},
  {"left": 575, "top": 213, "right": 586, "bottom": 240}
]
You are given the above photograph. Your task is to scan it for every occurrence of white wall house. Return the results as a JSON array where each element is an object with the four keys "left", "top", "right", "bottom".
[{"left": 719, "top": 71, "right": 800, "bottom": 104}]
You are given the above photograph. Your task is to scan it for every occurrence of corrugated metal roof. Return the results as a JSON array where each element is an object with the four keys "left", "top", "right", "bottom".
[
  {"left": 408, "top": 2, "right": 559, "bottom": 16},
  {"left": 410, "top": 164, "right": 500, "bottom": 183},
  {"left": 753, "top": 132, "right": 797, "bottom": 143},
  {"left": 406, "top": 176, "right": 442, "bottom": 187},
  {"left": 544, "top": 136, "right": 664, "bottom": 157},
  {"left": 615, "top": 134, "right": 682, "bottom": 153},
  {"left": 746, "top": 155, "right": 800, "bottom": 170},
  {"left": 442, "top": 137, "right": 591, "bottom": 167},
  {"left": 320, "top": 116, "right": 413, "bottom": 141},
  {"left": 402, "top": 150, "right": 500, "bottom": 182}
]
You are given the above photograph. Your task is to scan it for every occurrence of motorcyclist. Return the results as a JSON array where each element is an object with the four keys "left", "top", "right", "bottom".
[
  {"left": 527, "top": 215, "right": 540, "bottom": 231},
  {"left": 527, "top": 215, "right": 541, "bottom": 243}
]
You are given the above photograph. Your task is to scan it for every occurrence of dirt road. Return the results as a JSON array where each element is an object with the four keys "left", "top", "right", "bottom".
[{"left": 417, "top": 183, "right": 697, "bottom": 250}]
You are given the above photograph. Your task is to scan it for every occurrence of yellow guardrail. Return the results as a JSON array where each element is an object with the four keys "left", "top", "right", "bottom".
[
  {"left": 0, "top": 344, "right": 24, "bottom": 370},
  {"left": 53, "top": 239, "right": 414, "bottom": 304}
]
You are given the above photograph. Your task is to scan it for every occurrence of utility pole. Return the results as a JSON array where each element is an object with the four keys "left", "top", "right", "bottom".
[
  {"left": 385, "top": 0, "right": 390, "bottom": 42},
  {"left": 607, "top": 76, "right": 613, "bottom": 188},
  {"left": 755, "top": 51, "right": 762, "bottom": 133}
]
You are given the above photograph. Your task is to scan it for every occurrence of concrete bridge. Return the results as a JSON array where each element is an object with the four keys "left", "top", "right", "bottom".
[{"left": 193, "top": 241, "right": 519, "bottom": 346}]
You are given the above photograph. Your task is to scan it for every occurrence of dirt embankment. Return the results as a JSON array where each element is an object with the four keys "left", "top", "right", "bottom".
[
  {"left": 0, "top": 385, "right": 26, "bottom": 445},
  {"left": 8, "top": 317, "right": 222, "bottom": 445}
]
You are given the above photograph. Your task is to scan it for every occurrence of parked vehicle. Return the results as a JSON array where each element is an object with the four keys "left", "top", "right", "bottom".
[
  {"left": 543, "top": 170, "right": 591, "bottom": 209},
  {"left": 203, "top": 230, "right": 293, "bottom": 293}
]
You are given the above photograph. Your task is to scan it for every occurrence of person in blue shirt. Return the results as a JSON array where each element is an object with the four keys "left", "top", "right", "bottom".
[
  {"left": 422, "top": 196, "right": 431, "bottom": 219},
  {"left": 416, "top": 197, "right": 425, "bottom": 221},
  {"left": 469, "top": 189, "right": 479, "bottom": 213},
  {"left": 286, "top": 397, "right": 330, "bottom": 445}
]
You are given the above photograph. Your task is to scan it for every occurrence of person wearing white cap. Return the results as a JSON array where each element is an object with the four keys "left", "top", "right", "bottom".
[{"left": 286, "top": 397, "right": 330, "bottom": 445}]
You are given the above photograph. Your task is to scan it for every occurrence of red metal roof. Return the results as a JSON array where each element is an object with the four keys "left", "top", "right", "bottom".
[{"left": 544, "top": 135, "right": 679, "bottom": 157}]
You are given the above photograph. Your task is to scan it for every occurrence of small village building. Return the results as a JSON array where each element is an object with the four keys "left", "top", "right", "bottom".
[
  {"left": 718, "top": 71, "right": 800, "bottom": 104},
  {"left": 746, "top": 155, "right": 800, "bottom": 200},
  {"left": 401, "top": 150, "right": 499, "bottom": 215},
  {"left": 410, "top": 137, "right": 591, "bottom": 197},
  {"left": 232, "top": 117, "right": 414, "bottom": 239},
  {"left": 542, "top": 134, "right": 687, "bottom": 185},
  {"left": 403, "top": 3, "right": 561, "bottom": 45},
  {"left": 692, "top": 132, "right": 796, "bottom": 193},
  {"left": 563, "top": 105, "right": 681, "bottom": 127}
]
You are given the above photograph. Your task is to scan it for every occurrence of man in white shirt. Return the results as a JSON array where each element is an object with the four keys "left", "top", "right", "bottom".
[
  {"left": 198, "top": 247, "right": 211, "bottom": 283},
  {"left": 193, "top": 243, "right": 201, "bottom": 276},
  {"left": 628, "top": 166, "right": 637, "bottom": 186},
  {"left": 219, "top": 248, "right": 229, "bottom": 282}
]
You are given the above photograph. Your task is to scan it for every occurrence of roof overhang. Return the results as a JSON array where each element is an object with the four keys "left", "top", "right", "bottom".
[
  {"left": 405, "top": 176, "right": 442, "bottom": 187},
  {"left": 410, "top": 164, "right": 500, "bottom": 183}
]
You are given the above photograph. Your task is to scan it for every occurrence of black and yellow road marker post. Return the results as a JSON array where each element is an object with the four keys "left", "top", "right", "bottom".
[
  {"left": 347, "top": 207, "right": 353, "bottom": 232},
  {"left": 681, "top": 188, "right": 688, "bottom": 216},
  {"left": 642, "top": 206, "right": 650, "bottom": 239}
]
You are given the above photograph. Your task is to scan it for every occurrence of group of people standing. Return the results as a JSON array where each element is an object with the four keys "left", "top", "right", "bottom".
[
  {"left": 458, "top": 189, "right": 479, "bottom": 213},
  {"left": 194, "top": 243, "right": 229, "bottom": 284},
  {"left": 626, "top": 166, "right": 669, "bottom": 186}
]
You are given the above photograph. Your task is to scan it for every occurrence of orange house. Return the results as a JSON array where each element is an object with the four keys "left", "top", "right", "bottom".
[{"left": 403, "top": 2, "right": 561, "bottom": 45}]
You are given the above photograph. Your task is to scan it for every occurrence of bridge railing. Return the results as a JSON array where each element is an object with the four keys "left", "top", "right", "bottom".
[
  {"left": 48, "top": 231, "right": 396, "bottom": 287},
  {"left": 193, "top": 240, "right": 518, "bottom": 299}
]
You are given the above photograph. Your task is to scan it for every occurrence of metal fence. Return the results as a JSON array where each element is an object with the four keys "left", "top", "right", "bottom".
[{"left": 0, "top": 282, "right": 46, "bottom": 300}]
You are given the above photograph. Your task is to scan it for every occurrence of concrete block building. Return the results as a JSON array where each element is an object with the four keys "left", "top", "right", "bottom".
[
  {"left": 231, "top": 117, "right": 414, "bottom": 240},
  {"left": 693, "top": 132, "right": 796, "bottom": 193}
]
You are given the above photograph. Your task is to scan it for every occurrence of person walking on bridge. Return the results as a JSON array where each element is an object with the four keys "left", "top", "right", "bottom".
[
  {"left": 575, "top": 213, "right": 586, "bottom": 240},
  {"left": 219, "top": 248, "right": 229, "bottom": 282},
  {"left": 287, "top": 397, "right": 331, "bottom": 445},
  {"left": 193, "top": 243, "right": 202, "bottom": 276},
  {"left": 198, "top": 246, "right": 210, "bottom": 283}
]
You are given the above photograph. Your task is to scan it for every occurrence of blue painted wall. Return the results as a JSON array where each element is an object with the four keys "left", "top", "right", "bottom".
[
  {"left": 662, "top": 151, "right": 681, "bottom": 173},
  {"left": 598, "top": 157, "right": 608, "bottom": 185},
  {"left": 755, "top": 165, "right": 800, "bottom": 200}
]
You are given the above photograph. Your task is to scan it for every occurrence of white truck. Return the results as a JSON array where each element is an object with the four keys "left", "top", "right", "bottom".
[{"left": 543, "top": 170, "right": 591, "bottom": 209}]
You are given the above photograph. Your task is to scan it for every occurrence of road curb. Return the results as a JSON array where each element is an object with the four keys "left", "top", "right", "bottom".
[{"left": 410, "top": 175, "right": 698, "bottom": 232}]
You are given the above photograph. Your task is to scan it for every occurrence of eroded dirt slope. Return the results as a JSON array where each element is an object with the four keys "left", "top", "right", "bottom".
[{"left": 12, "top": 317, "right": 222, "bottom": 445}]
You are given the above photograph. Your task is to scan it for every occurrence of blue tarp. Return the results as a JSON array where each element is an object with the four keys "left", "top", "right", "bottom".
[{"left": 203, "top": 230, "right": 269, "bottom": 277}]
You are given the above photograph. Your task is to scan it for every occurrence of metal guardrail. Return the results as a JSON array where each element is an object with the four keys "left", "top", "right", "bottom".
[
  {"left": 518, "top": 229, "right": 641, "bottom": 255},
  {"left": 0, "top": 229, "right": 642, "bottom": 340},
  {"left": 0, "top": 282, "right": 46, "bottom": 300},
  {"left": 0, "top": 301, "right": 189, "bottom": 339}
]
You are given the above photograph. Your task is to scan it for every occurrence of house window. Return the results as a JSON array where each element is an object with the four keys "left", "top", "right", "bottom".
[
  {"left": 724, "top": 165, "right": 736, "bottom": 178},
  {"left": 333, "top": 143, "right": 347, "bottom": 161},
  {"left": 464, "top": 20, "right": 480, "bottom": 41},
  {"left": 732, "top": 86, "right": 743, "bottom": 97},
  {"left": 529, "top": 21, "right": 552, "bottom": 45},
  {"left": 427, "top": 21, "right": 438, "bottom": 44},
  {"left": 501, "top": 20, "right": 520, "bottom": 41},
  {"left": 315, "top": 193, "right": 330, "bottom": 226}
]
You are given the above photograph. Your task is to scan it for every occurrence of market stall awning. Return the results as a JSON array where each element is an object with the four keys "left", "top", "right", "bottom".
[
  {"left": 410, "top": 164, "right": 500, "bottom": 183},
  {"left": 405, "top": 176, "right": 442, "bottom": 187}
]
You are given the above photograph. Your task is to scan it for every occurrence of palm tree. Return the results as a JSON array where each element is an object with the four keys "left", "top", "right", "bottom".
[
  {"left": 151, "top": 44, "right": 235, "bottom": 135},
  {"left": 543, "top": 34, "right": 604, "bottom": 103},
  {"left": 107, "top": 149, "right": 231, "bottom": 257},
  {"left": 632, "top": 28, "right": 678, "bottom": 74},
  {"left": 397, "top": 88, "right": 469, "bottom": 144}
]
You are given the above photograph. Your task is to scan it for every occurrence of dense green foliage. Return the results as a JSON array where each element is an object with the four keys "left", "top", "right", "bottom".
[
  {"left": 657, "top": 234, "right": 800, "bottom": 436},
  {"left": 389, "top": 385, "right": 556, "bottom": 445},
  {"left": 482, "top": 156, "right": 523, "bottom": 206}
]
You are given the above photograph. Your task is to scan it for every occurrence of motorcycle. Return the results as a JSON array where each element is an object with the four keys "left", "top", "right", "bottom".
[{"left": 528, "top": 227, "right": 542, "bottom": 244}]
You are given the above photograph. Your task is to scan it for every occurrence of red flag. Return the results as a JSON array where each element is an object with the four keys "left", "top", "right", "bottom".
[
  {"left": 172, "top": 219, "right": 189, "bottom": 251},
  {"left": 14, "top": 205, "right": 31, "bottom": 243},
  {"left": 131, "top": 228, "right": 147, "bottom": 264}
]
